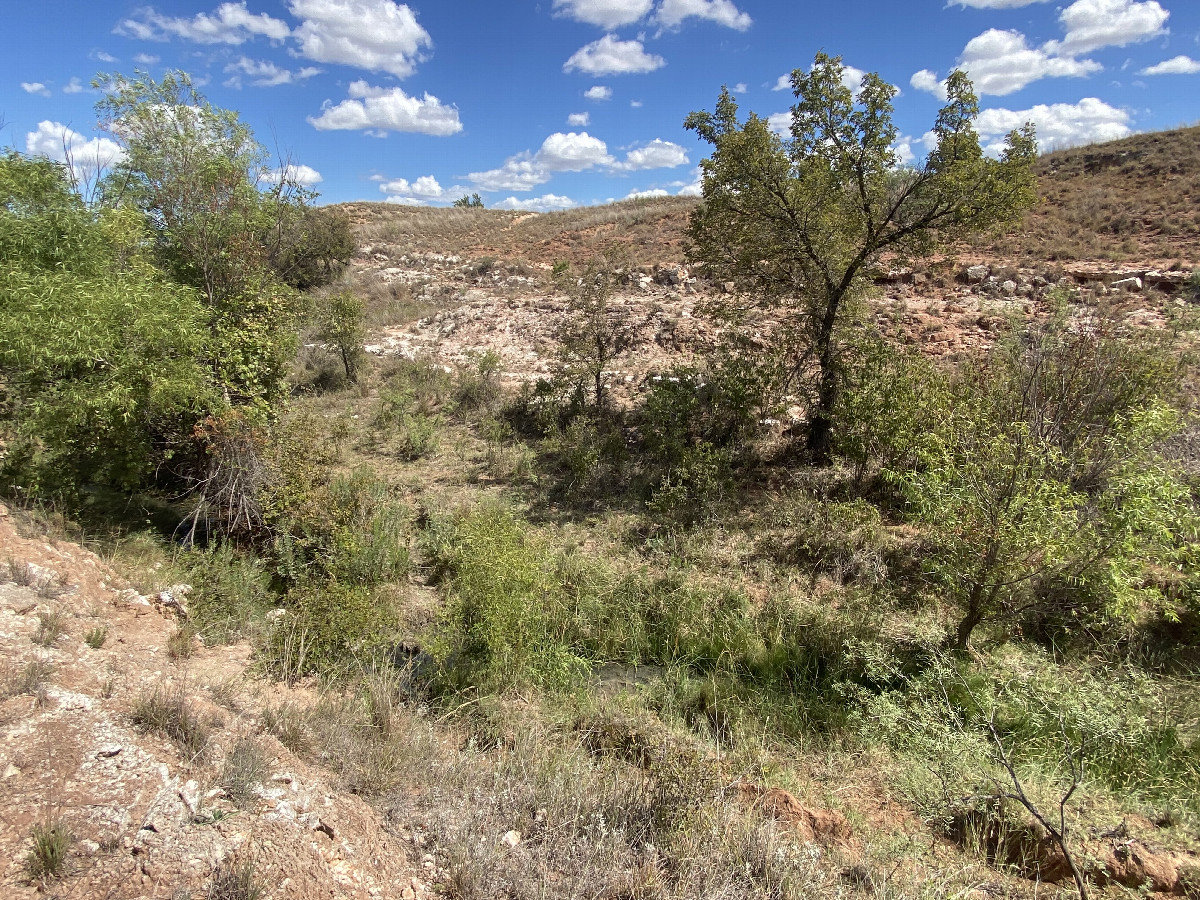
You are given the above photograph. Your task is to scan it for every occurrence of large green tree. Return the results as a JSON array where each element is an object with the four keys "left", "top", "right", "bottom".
[
  {"left": 0, "top": 152, "right": 214, "bottom": 495},
  {"left": 95, "top": 71, "right": 308, "bottom": 410},
  {"left": 898, "top": 310, "right": 1197, "bottom": 649},
  {"left": 685, "top": 54, "right": 1038, "bottom": 461}
]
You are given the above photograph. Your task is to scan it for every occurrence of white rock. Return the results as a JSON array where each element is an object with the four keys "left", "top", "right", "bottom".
[{"left": 501, "top": 830, "right": 521, "bottom": 849}]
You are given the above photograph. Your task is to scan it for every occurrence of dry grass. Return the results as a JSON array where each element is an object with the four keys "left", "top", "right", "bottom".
[
  {"left": 976, "top": 124, "right": 1200, "bottom": 264},
  {"left": 220, "top": 737, "right": 268, "bottom": 809},
  {"left": 260, "top": 667, "right": 982, "bottom": 900},
  {"left": 3, "top": 656, "right": 54, "bottom": 703},
  {"left": 340, "top": 128, "right": 1200, "bottom": 273},
  {"left": 130, "top": 687, "right": 211, "bottom": 761},
  {"left": 342, "top": 196, "right": 697, "bottom": 271}
]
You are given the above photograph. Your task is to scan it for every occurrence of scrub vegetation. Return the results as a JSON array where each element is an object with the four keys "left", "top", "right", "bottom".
[{"left": 3, "top": 60, "right": 1199, "bottom": 899}]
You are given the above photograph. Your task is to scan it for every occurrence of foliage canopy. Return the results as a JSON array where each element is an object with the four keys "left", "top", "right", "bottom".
[{"left": 685, "top": 54, "right": 1038, "bottom": 460}]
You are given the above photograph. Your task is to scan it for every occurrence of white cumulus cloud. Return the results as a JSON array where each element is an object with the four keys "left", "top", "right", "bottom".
[
  {"left": 25, "top": 121, "right": 127, "bottom": 185},
  {"left": 1047, "top": 0, "right": 1169, "bottom": 57},
  {"left": 308, "top": 80, "right": 462, "bottom": 135},
  {"left": 909, "top": 69, "right": 947, "bottom": 99},
  {"left": 538, "top": 131, "right": 616, "bottom": 171},
  {"left": 585, "top": 85, "right": 613, "bottom": 100},
  {"left": 975, "top": 97, "right": 1131, "bottom": 154},
  {"left": 225, "top": 57, "right": 321, "bottom": 87},
  {"left": 552, "top": 0, "right": 652, "bottom": 29},
  {"left": 288, "top": 0, "right": 432, "bottom": 78},
  {"left": 469, "top": 131, "right": 684, "bottom": 193},
  {"left": 625, "top": 188, "right": 670, "bottom": 200},
  {"left": 915, "top": 0, "right": 1167, "bottom": 99},
  {"left": 654, "top": 0, "right": 751, "bottom": 31},
  {"left": 115, "top": 2, "right": 290, "bottom": 44},
  {"left": 957, "top": 28, "right": 1101, "bottom": 95},
  {"left": 21, "top": 82, "right": 51, "bottom": 97},
  {"left": 495, "top": 194, "right": 578, "bottom": 211},
  {"left": 616, "top": 138, "right": 688, "bottom": 170},
  {"left": 564, "top": 35, "right": 665, "bottom": 76},
  {"left": 62, "top": 78, "right": 85, "bottom": 94},
  {"left": 377, "top": 174, "right": 475, "bottom": 204},
  {"left": 264, "top": 163, "right": 323, "bottom": 186},
  {"left": 1140, "top": 55, "right": 1200, "bottom": 75},
  {"left": 568, "top": 112, "right": 591, "bottom": 126}
]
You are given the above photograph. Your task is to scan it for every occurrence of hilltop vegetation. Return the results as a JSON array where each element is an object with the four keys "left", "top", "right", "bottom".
[{"left": 2, "top": 65, "right": 1200, "bottom": 900}]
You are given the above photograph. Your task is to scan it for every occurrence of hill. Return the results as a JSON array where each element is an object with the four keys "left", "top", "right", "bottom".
[{"left": 340, "top": 125, "right": 1200, "bottom": 271}]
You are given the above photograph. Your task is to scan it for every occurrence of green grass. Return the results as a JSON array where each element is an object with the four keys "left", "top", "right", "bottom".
[{"left": 25, "top": 821, "right": 70, "bottom": 882}]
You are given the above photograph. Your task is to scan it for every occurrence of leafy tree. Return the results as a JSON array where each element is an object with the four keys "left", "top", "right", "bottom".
[
  {"left": 95, "top": 70, "right": 305, "bottom": 410},
  {"left": 453, "top": 193, "right": 484, "bottom": 208},
  {"left": 265, "top": 203, "right": 355, "bottom": 291},
  {"left": 314, "top": 291, "right": 367, "bottom": 383},
  {"left": 685, "top": 54, "right": 1038, "bottom": 461},
  {"left": 0, "top": 152, "right": 214, "bottom": 495},
  {"left": 897, "top": 309, "right": 1198, "bottom": 649},
  {"left": 552, "top": 249, "right": 641, "bottom": 415}
]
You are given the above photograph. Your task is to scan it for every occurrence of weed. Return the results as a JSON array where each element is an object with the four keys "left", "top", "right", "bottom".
[
  {"left": 6, "top": 557, "right": 36, "bottom": 586},
  {"left": 33, "top": 610, "right": 64, "bottom": 647},
  {"left": 167, "top": 625, "right": 197, "bottom": 661},
  {"left": 4, "top": 657, "right": 53, "bottom": 701},
  {"left": 206, "top": 852, "right": 261, "bottom": 900},
  {"left": 25, "top": 821, "right": 71, "bottom": 883},
  {"left": 178, "top": 543, "right": 273, "bottom": 646},
  {"left": 221, "top": 738, "right": 268, "bottom": 809},
  {"left": 84, "top": 624, "right": 108, "bottom": 649},
  {"left": 130, "top": 688, "right": 211, "bottom": 760},
  {"left": 261, "top": 702, "right": 310, "bottom": 754}
]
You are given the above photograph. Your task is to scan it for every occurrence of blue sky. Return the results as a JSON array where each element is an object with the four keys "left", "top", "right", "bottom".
[{"left": 3, "top": 0, "right": 1199, "bottom": 209}]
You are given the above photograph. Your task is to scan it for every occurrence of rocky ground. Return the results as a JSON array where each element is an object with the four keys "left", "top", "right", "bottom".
[
  {"left": 353, "top": 243, "right": 1194, "bottom": 400},
  {"left": 0, "top": 503, "right": 427, "bottom": 900}
]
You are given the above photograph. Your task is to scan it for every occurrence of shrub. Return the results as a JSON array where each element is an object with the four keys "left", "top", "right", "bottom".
[
  {"left": 452, "top": 351, "right": 505, "bottom": 418},
  {"left": 428, "top": 505, "right": 587, "bottom": 690},
  {"left": 312, "top": 290, "right": 367, "bottom": 383},
  {"left": 84, "top": 625, "right": 108, "bottom": 649},
  {"left": 130, "top": 687, "right": 211, "bottom": 760},
  {"left": 373, "top": 370, "right": 445, "bottom": 460},
  {"left": 271, "top": 469, "right": 410, "bottom": 588},
  {"left": 182, "top": 543, "right": 275, "bottom": 645},
  {"left": 262, "top": 582, "right": 400, "bottom": 681},
  {"left": 894, "top": 311, "right": 1196, "bottom": 648},
  {"left": 25, "top": 821, "right": 71, "bottom": 883}
]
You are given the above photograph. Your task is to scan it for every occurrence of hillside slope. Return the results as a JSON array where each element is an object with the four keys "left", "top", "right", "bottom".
[{"left": 340, "top": 126, "right": 1200, "bottom": 271}]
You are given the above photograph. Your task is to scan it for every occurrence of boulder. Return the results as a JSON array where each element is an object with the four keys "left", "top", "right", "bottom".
[
  {"left": 965, "top": 265, "right": 989, "bottom": 283},
  {"left": 1110, "top": 276, "right": 1143, "bottom": 292}
]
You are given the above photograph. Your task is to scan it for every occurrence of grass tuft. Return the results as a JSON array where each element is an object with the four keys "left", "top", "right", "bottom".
[
  {"left": 130, "top": 687, "right": 211, "bottom": 760},
  {"left": 25, "top": 821, "right": 71, "bottom": 883}
]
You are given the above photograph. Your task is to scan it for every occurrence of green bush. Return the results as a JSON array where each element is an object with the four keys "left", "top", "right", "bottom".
[
  {"left": 271, "top": 468, "right": 410, "bottom": 588},
  {"left": 452, "top": 351, "right": 504, "bottom": 418},
  {"left": 893, "top": 311, "right": 1197, "bottom": 649},
  {"left": 0, "top": 153, "right": 216, "bottom": 499},
  {"left": 263, "top": 582, "right": 400, "bottom": 681},
  {"left": 428, "top": 505, "right": 587, "bottom": 690},
  {"left": 372, "top": 362, "right": 450, "bottom": 460},
  {"left": 183, "top": 543, "right": 275, "bottom": 645}
]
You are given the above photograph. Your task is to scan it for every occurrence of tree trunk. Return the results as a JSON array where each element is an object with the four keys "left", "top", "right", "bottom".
[
  {"left": 806, "top": 339, "right": 840, "bottom": 465},
  {"left": 951, "top": 582, "right": 990, "bottom": 651}
]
